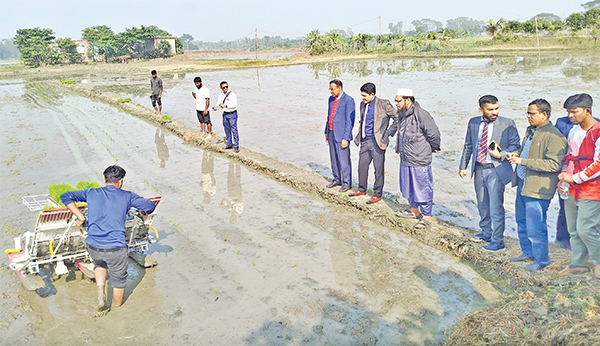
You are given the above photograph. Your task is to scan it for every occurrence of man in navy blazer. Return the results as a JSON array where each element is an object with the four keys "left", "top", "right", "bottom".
[
  {"left": 325, "top": 79, "right": 356, "bottom": 192},
  {"left": 459, "top": 95, "right": 520, "bottom": 251}
]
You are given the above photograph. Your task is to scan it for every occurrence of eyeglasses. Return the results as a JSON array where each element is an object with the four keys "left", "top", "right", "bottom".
[{"left": 222, "top": 86, "right": 229, "bottom": 89}]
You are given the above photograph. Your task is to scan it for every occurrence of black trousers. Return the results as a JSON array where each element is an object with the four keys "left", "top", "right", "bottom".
[{"left": 357, "top": 137, "right": 385, "bottom": 197}]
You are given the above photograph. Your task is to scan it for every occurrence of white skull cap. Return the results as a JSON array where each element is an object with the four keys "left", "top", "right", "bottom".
[{"left": 396, "top": 88, "right": 414, "bottom": 97}]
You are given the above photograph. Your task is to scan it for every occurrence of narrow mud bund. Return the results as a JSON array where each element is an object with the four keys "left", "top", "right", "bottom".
[{"left": 60, "top": 82, "right": 554, "bottom": 287}]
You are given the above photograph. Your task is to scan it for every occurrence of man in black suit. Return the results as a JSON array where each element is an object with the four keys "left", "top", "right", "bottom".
[{"left": 349, "top": 82, "right": 397, "bottom": 204}]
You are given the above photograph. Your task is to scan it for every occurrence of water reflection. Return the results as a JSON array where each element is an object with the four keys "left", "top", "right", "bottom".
[
  {"left": 485, "top": 56, "right": 600, "bottom": 81},
  {"left": 201, "top": 151, "right": 216, "bottom": 204},
  {"left": 221, "top": 162, "right": 243, "bottom": 224},
  {"left": 562, "top": 58, "right": 600, "bottom": 82},
  {"left": 309, "top": 59, "right": 451, "bottom": 79},
  {"left": 154, "top": 128, "right": 169, "bottom": 168}
]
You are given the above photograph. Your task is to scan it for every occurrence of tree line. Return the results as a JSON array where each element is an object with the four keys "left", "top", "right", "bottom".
[
  {"left": 177, "top": 34, "right": 304, "bottom": 51},
  {"left": 305, "top": 7, "right": 600, "bottom": 55},
  {"left": 13, "top": 25, "right": 184, "bottom": 67}
]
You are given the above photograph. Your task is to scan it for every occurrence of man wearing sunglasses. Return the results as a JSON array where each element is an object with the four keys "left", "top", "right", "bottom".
[{"left": 213, "top": 81, "right": 239, "bottom": 153}]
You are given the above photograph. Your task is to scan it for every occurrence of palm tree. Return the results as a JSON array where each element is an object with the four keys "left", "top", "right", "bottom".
[
  {"left": 355, "top": 33, "right": 372, "bottom": 51},
  {"left": 325, "top": 30, "right": 343, "bottom": 51},
  {"left": 485, "top": 18, "right": 507, "bottom": 38},
  {"left": 305, "top": 30, "right": 323, "bottom": 49},
  {"left": 438, "top": 30, "right": 451, "bottom": 47}
]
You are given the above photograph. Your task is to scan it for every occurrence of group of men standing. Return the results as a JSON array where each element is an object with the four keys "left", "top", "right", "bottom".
[
  {"left": 324, "top": 79, "right": 441, "bottom": 230},
  {"left": 325, "top": 83, "right": 599, "bottom": 277},
  {"left": 191, "top": 77, "right": 240, "bottom": 153},
  {"left": 460, "top": 93, "right": 599, "bottom": 277},
  {"left": 149, "top": 71, "right": 241, "bottom": 153}
]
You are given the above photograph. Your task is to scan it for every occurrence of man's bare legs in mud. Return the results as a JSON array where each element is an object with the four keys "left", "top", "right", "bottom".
[{"left": 95, "top": 267, "right": 124, "bottom": 310}]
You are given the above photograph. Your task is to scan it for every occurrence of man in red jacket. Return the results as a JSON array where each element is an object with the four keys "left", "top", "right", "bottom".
[{"left": 557, "top": 93, "right": 600, "bottom": 279}]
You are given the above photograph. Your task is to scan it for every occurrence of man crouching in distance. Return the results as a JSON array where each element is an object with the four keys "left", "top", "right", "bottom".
[
  {"left": 391, "top": 88, "right": 441, "bottom": 229},
  {"left": 61, "top": 165, "right": 156, "bottom": 311}
]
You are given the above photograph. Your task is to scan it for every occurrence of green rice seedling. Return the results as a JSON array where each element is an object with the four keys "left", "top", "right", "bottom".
[
  {"left": 161, "top": 115, "right": 172, "bottom": 121},
  {"left": 48, "top": 183, "right": 75, "bottom": 205},
  {"left": 76, "top": 181, "right": 101, "bottom": 190},
  {"left": 60, "top": 80, "right": 76, "bottom": 84},
  {"left": 117, "top": 98, "right": 131, "bottom": 103}
]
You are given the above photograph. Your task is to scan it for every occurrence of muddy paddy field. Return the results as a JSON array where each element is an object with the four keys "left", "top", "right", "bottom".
[{"left": 1, "top": 53, "right": 600, "bottom": 345}]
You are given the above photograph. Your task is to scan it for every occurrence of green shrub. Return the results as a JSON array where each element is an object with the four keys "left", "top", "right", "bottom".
[
  {"left": 76, "top": 181, "right": 101, "bottom": 190},
  {"left": 48, "top": 184, "right": 75, "bottom": 205}
]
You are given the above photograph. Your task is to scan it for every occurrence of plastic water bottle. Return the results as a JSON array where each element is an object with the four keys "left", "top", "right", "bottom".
[{"left": 559, "top": 182, "right": 570, "bottom": 200}]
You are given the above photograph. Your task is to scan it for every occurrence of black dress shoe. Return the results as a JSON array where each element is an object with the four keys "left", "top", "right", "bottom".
[
  {"left": 222, "top": 146, "right": 233, "bottom": 150},
  {"left": 326, "top": 181, "right": 341, "bottom": 188},
  {"left": 339, "top": 185, "right": 351, "bottom": 192}
]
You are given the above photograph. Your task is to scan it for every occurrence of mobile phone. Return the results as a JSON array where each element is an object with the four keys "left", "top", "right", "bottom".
[{"left": 488, "top": 140, "right": 502, "bottom": 152}]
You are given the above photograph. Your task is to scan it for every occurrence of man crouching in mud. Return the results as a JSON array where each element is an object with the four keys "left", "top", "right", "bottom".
[{"left": 61, "top": 165, "right": 156, "bottom": 311}]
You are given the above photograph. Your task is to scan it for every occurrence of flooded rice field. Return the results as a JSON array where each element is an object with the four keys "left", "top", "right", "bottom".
[
  {"left": 1, "top": 81, "right": 499, "bottom": 345},
  {"left": 111, "top": 55, "right": 600, "bottom": 241}
]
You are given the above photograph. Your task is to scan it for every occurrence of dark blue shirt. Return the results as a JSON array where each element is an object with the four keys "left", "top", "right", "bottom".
[
  {"left": 364, "top": 96, "right": 376, "bottom": 137},
  {"left": 61, "top": 185, "right": 155, "bottom": 248}
]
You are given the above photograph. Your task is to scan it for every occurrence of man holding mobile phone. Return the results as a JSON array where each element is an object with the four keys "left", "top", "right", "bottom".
[{"left": 459, "top": 95, "right": 521, "bottom": 251}]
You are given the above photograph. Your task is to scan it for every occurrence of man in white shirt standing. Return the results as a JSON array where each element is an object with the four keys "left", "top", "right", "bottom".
[
  {"left": 192, "top": 77, "right": 212, "bottom": 138},
  {"left": 213, "top": 81, "right": 239, "bottom": 153}
]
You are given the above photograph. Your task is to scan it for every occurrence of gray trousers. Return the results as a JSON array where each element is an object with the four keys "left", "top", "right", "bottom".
[
  {"left": 473, "top": 164, "right": 506, "bottom": 244},
  {"left": 564, "top": 196, "right": 600, "bottom": 266},
  {"left": 357, "top": 137, "right": 385, "bottom": 197}
]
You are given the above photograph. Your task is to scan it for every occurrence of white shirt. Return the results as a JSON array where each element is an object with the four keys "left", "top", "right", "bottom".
[
  {"left": 192, "top": 85, "right": 210, "bottom": 111},
  {"left": 477, "top": 119, "right": 495, "bottom": 163},
  {"left": 216, "top": 91, "right": 238, "bottom": 112}
]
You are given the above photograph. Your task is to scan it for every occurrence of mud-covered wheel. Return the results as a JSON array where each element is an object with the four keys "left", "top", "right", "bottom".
[{"left": 18, "top": 269, "right": 46, "bottom": 291}]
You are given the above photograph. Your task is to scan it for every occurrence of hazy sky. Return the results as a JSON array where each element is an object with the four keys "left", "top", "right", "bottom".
[{"left": 1, "top": 0, "right": 587, "bottom": 41}]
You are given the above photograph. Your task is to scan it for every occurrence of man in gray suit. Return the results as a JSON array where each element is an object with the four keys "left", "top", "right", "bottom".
[
  {"left": 349, "top": 82, "right": 397, "bottom": 204},
  {"left": 459, "top": 95, "right": 521, "bottom": 251}
]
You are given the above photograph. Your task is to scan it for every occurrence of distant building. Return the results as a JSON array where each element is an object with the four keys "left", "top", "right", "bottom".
[
  {"left": 48, "top": 39, "right": 92, "bottom": 62},
  {"left": 145, "top": 37, "right": 176, "bottom": 55}
]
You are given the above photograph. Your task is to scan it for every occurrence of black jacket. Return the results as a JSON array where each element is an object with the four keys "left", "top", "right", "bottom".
[{"left": 389, "top": 101, "right": 441, "bottom": 167}]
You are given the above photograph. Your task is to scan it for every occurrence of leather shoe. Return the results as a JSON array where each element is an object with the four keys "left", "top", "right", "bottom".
[
  {"left": 234, "top": 148, "right": 240, "bottom": 153},
  {"left": 349, "top": 190, "right": 367, "bottom": 197},
  {"left": 222, "top": 146, "right": 233, "bottom": 150},
  {"left": 468, "top": 233, "right": 490, "bottom": 243},
  {"left": 524, "top": 263, "right": 545, "bottom": 272},
  {"left": 510, "top": 254, "right": 533, "bottom": 262},
  {"left": 557, "top": 265, "right": 589, "bottom": 277},
  {"left": 326, "top": 181, "right": 341, "bottom": 188},
  {"left": 483, "top": 242, "right": 505, "bottom": 251},
  {"left": 366, "top": 196, "right": 382, "bottom": 204},
  {"left": 339, "top": 185, "right": 351, "bottom": 193}
]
